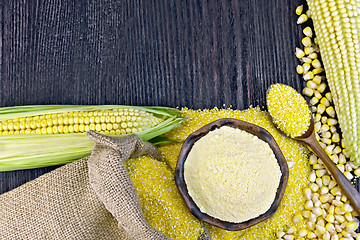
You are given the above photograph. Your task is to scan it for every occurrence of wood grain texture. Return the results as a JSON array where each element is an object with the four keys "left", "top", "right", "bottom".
[{"left": 0, "top": 0, "right": 305, "bottom": 194}]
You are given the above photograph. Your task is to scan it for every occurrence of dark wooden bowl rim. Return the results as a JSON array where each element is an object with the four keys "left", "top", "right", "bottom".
[{"left": 175, "top": 118, "right": 289, "bottom": 231}]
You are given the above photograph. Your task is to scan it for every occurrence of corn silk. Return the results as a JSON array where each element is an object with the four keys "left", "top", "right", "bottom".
[{"left": 125, "top": 107, "right": 311, "bottom": 240}]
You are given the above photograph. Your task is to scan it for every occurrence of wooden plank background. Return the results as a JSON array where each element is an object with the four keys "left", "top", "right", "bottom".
[{"left": 0, "top": 0, "right": 306, "bottom": 194}]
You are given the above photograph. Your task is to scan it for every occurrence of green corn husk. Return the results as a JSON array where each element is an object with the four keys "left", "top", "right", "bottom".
[{"left": 0, "top": 105, "right": 184, "bottom": 171}]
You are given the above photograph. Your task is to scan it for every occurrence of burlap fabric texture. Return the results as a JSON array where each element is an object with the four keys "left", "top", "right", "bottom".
[{"left": 0, "top": 130, "right": 211, "bottom": 240}]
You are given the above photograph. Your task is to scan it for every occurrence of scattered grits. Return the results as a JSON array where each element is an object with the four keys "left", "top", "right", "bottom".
[{"left": 184, "top": 126, "right": 282, "bottom": 223}]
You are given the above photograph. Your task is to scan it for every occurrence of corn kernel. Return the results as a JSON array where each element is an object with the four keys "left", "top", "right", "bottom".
[
  {"left": 302, "top": 36, "right": 312, "bottom": 47},
  {"left": 322, "top": 175, "right": 331, "bottom": 186},
  {"left": 329, "top": 126, "right": 337, "bottom": 134},
  {"left": 317, "top": 83, "right": 327, "bottom": 93},
  {"left": 312, "top": 67, "right": 324, "bottom": 74},
  {"left": 323, "top": 231, "right": 331, "bottom": 240},
  {"left": 304, "top": 71, "right": 314, "bottom": 81},
  {"left": 303, "top": 87, "right": 314, "bottom": 97},
  {"left": 303, "top": 63, "right": 311, "bottom": 74},
  {"left": 297, "top": 14, "right": 308, "bottom": 24},
  {"left": 336, "top": 164, "right": 345, "bottom": 173},
  {"left": 320, "top": 186, "right": 329, "bottom": 195},
  {"left": 305, "top": 200, "right": 314, "bottom": 210},
  {"left": 326, "top": 106, "right": 336, "bottom": 118},
  {"left": 335, "top": 214, "right": 345, "bottom": 223},
  {"left": 345, "top": 222, "right": 358, "bottom": 232},
  {"left": 296, "top": 48, "right": 306, "bottom": 58},
  {"left": 325, "top": 92, "right": 332, "bottom": 102},
  {"left": 316, "top": 224, "right": 326, "bottom": 234},
  {"left": 304, "top": 47, "right": 314, "bottom": 55},
  {"left": 338, "top": 154, "right": 347, "bottom": 164},
  {"left": 312, "top": 75, "right": 322, "bottom": 85},
  {"left": 308, "top": 52, "right": 318, "bottom": 59},
  {"left": 293, "top": 213, "right": 304, "bottom": 223},
  {"left": 301, "top": 57, "right": 312, "bottom": 64},
  {"left": 309, "top": 171, "right": 317, "bottom": 182},
  {"left": 310, "top": 97, "right": 319, "bottom": 105},
  {"left": 276, "top": 231, "right": 285, "bottom": 238},
  {"left": 296, "top": 5, "right": 303, "bottom": 15},
  {"left": 306, "top": 231, "right": 316, "bottom": 239},
  {"left": 303, "top": 26, "right": 313, "bottom": 37},
  {"left": 302, "top": 210, "right": 312, "bottom": 219},
  {"left": 344, "top": 212, "right": 353, "bottom": 222},
  {"left": 326, "top": 214, "right": 335, "bottom": 223},
  {"left": 354, "top": 168, "right": 360, "bottom": 176},
  {"left": 330, "top": 187, "right": 341, "bottom": 196},
  {"left": 283, "top": 235, "right": 294, "bottom": 240},
  {"left": 312, "top": 59, "right": 322, "bottom": 68},
  {"left": 325, "top": 223, "right": 336, "bottom": 233},
  {"left": 344, "top": 171, "right": 353, "bottom": 180},
  {"left": 325, "top": 145, "right": 335, "bottom": 155}
]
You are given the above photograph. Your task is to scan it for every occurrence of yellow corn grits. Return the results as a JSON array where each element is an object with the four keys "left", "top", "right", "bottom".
[
  {"left": 267, "top": 83, "right": 311, "bottom": 138},
  {"left": 126, "top": 107, "right": 311, "bottom": 240}
]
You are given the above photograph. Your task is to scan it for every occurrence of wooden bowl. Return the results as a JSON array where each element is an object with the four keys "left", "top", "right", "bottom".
[{"left": 175, "top": 118, "right": 289, "bottom": 231}]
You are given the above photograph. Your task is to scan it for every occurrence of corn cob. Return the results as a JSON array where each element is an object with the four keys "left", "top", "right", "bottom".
[
  {"left": 305, "top": 0, "right": 360, "bottom": 165},
  {"left": 0, "top": 105, "right": 184, "bottom": 171}
]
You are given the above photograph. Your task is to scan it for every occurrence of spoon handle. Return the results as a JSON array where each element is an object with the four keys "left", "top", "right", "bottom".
[{"left": 300, "top": 132, "right": 360, "bottom": 215}]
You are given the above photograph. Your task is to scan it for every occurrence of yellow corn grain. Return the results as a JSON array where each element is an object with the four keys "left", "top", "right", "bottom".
[
  {"left": 312, "top": 75, "right": 322, "bottom": 85},
  {"left": 303, "top": 26, "right": 313, "bottom": 37},
  {"left": 303, "top": 63, "right": 311, "bottom": 74},
  {"left": 297, "top": 14, "right": 309, "bottom": 24},
  {"left": 296, "top": 47, "right": 306, "bottom": 58},
  {"left": 308, "top": 52, "right": 318, "bottom": 60},
  {"left": 303, "top": 71, "right": 316, "bottom": 80},
  {"left": 296, "top": 5, "right": 304, "bottom": 15},
  {"left": 303, "top": 87, "right": 314, "bottom": 97},
  {"left": 301, "top": 56, "right": 312, "bottom": 64},
  {"left": 312, "top": 67, "right": 324, "bottom": 74},
  {"left": 314, "top": 90, "right": 322, "bottom": 99},
  {"left": 301, "top": 36, "right": 312, "bottom": 47},
  {"left": 305, "top": 47, "right": 315, "bottom": 55},
  {"left": 311, "top": 59, "right": 322, "bottom": 69},
  {"left": 297, "top": 65, "right": 305, "bottom": 74}
]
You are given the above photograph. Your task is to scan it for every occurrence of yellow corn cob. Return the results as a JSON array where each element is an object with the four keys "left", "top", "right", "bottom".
[
  {"left": 306, "top": 0, "right": 360, "bottom": 165},
  {"left": 0, "top": 108, "right": 162, "bottom": 136},
  {"left": 0, "top": 105, "right": 184, "bottom": 171}
]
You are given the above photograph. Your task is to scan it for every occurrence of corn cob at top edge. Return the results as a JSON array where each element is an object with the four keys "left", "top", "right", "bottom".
[
  {"left": 306, "top": 0, "right": 360, "bottom": 165},
  {"left": 0, "top": 105, "right": 184, "bottom": 171}
]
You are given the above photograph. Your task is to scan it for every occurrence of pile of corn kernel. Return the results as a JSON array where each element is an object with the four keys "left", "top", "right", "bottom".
[
  {"left": 126, "top": 107, "right": 312, "bottom": 240},
  {"left": 274, "top": 4, "right": 360, "bottom": 240}
]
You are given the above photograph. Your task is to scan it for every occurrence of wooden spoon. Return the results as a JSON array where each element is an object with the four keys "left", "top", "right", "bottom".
[
  {"left": 294, "top": 116, "right": 360, "bottom": 215},
  {"left": 266, "top": 83, "right": 360, "bottom": 215}
]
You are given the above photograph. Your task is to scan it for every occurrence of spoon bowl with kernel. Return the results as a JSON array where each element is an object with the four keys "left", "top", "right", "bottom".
[{"left": 266, "top": 83, "right": 360, "bottom": 215}]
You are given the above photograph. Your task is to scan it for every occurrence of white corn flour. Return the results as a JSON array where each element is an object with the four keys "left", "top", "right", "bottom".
[{"left": 184, "top": 126, "right": 282, "bottom": 223}]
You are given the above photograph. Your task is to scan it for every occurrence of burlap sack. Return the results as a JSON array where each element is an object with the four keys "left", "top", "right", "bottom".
[{"left": 0, "top": 130, "right": 211, "bottom": 240}]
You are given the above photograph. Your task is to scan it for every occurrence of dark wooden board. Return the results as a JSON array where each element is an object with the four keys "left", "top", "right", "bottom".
[{"left": 0, "top": 0, "right": 305, "bottom": 194}]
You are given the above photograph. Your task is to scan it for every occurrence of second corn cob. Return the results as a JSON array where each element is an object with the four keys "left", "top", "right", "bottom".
[{"left": 0, "top": 105, "right": 184, "bottom": 171}]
